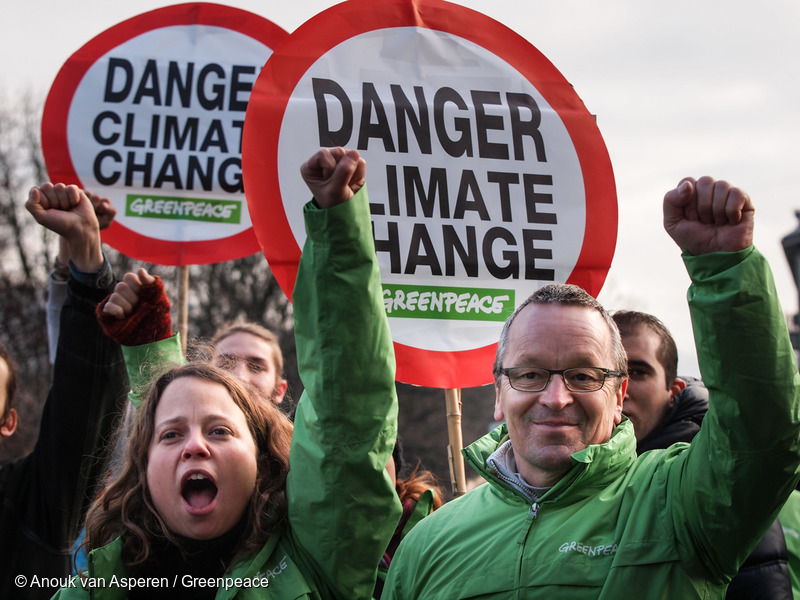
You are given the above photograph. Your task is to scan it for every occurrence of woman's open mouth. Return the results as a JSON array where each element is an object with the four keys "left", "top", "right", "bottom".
[{"left": 181, "top": 472, "right": 219, "bottom": 515}]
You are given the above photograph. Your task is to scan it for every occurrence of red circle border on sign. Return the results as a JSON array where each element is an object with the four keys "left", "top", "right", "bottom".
[
  {"left": 243, "top": 0, "right": 617, "bottom": 388},
  {"left": 42, "top": 3, "right": 290, "bottom": 265}
]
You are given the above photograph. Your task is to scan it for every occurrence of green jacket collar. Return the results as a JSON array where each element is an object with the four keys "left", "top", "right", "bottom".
[
  {"left": 462, "top": 418, "right": 637, "bottom": 504},
  {"left": 83, "top": 535, "right": 283, "bottom": 600}
]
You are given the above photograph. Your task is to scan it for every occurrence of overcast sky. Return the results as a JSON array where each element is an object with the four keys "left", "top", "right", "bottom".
[{"left": 5, "top": 0, "right": 800, "bottom": 379}]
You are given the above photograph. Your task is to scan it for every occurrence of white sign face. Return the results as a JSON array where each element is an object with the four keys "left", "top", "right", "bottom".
[
  {"left": 278, "top": 27, "right": 586, "bottom": 353},
  {"left": 243, "top": 0, "right": 616, "bottom": 388},
  {"left": 43, "top": 4, "right": 289, "bottom": 265}
]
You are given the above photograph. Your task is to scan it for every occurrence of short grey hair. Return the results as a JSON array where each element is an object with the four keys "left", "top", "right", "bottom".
[{"left": 493, "top": 283, "right": 628, "bottom": 384}]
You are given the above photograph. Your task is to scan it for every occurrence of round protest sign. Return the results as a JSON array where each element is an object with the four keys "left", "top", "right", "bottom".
[
  {"left": 42, "top": 3, "right": 289, "bottom": 265},
  {"left": 243, "top": 0, "right": 616, "bottom": 388}
]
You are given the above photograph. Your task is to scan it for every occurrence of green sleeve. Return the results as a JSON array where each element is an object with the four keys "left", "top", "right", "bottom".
[
  {"left": 672, "top": 247, "right": 800, "bottom": 579},
  {"left": 779, "top": 490, "right": 800, "bottom": 598},
  {"left": 287, "top": 187, "right": 402, "bottom": 600},
  {"left": 121, "top": 333, "right": 185, "bottom": 408}
]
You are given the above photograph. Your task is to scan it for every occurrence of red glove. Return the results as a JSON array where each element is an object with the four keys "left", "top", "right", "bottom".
[{"left": 96, "top": 276, "right": 173, "bottom": 346}]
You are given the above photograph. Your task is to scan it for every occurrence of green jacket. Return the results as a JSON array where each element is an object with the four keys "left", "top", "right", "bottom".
[
  {"left": 382, "top": 247, "right": 800, "bottom": 599},
  {"left": 779, "top": 489, "right": 800, "bottom": 598},
  {"left": 54, "top": 189, "right": 402, "bottom": 600}
]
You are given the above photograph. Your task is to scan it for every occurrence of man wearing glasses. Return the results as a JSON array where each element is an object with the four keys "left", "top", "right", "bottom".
[{"left": 381, "top": 176, "right": 800, "bottom": 599}]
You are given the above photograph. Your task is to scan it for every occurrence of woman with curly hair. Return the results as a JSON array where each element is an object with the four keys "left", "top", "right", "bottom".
[{"left": 70, "top": 362, "right": 292, "bottom": 598}]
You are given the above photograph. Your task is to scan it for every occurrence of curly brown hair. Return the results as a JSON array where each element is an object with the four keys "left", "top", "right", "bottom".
[{"left": 81, "top": 362, "right": 293, "bottom": 567}]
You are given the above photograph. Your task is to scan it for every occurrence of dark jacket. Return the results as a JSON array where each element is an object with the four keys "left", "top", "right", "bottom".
[
  {"left": 637, "top": 376, "right": 708, "bottom": 454},
  {"left": 0, "top": 276, "right": 127, "bottom": 600},
  {"left": 639, "top": 377, "right": 793, "bottom": 599}
]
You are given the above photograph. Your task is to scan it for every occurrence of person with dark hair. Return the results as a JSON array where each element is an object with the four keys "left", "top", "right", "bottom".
[
  {"left": 382, "top": 176, "right": 800, "bottom": 598},
  {"left": 614, "top": 309, "right": 793, "bottom": 599},
  {"left": 54, "top": 147, "right": 402, "bottom": 599},
  {"left": 612, "top": 310, "right": 706, "bottom": 453},
  {"left": 0, "top": 183, "right": 126, "bottom": 600}
]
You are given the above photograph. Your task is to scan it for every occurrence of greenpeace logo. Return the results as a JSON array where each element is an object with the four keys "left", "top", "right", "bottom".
[
  {"left": 558, "top": 541, "right": 618, "bottom": 557},
  {"left": 382, "top": 283, "right": 514, "bottom": 322},
  {"left": 260, "top": 555, "right": 288, "bottom": 579},
  {"left": 126, "top": 194, "right": 242, "bottom": 224}
]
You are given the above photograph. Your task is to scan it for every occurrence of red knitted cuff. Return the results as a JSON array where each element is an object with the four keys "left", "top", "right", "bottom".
[{"left": 96, "top": 276, "right": 173, "bottom": 346}]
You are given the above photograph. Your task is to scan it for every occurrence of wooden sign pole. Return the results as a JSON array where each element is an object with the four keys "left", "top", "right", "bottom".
[
  {"left": 445, "top": 388, "right": 467, "bottom": 497},
  {"left": 177, "top": 265, "right": 189, "bottom": 355}
]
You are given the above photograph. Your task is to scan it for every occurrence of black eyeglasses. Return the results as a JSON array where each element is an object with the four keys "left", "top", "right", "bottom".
[{"left": 501, "top": 367, "right": 624, "bottom": 393}]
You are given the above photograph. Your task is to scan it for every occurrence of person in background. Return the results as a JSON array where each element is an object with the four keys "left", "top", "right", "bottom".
[
  {"left": 611, "top": 311, "right": 706, "bottom": 452},
  {"left": 613, "top": 309, "right": 793, "bottom": 599},
  {"left": 382, "top": 176, "right": 800, "bottom": 598},
  {"left": 211, "top": 320, "right": 288, "bottom": 406},
  {"left": 0, "top": 183, "right": 126, "bottom": 600}
]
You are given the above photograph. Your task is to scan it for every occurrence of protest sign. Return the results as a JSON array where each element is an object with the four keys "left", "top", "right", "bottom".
[
  {"left": 243, "top": 0, "right": 616, "bottom": 387},
  {"left": 43, "top": 3, "right": 289, "bottom": 265}
]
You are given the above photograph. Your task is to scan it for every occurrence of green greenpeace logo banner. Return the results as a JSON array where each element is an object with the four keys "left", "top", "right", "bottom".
[
  {"left": 383, "top": 284, "right": 514, "bottom": 322},
  {"left": 126, "top": 194, "right": 242, "bottom": 224}
]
